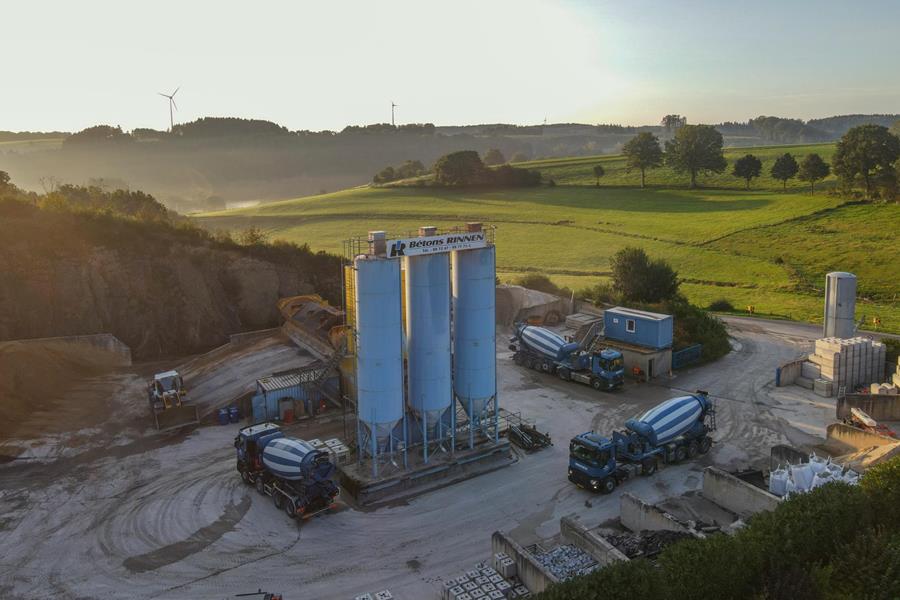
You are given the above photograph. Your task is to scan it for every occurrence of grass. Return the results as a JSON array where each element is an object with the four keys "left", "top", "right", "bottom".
[
  {"left": 195, "top": 143, "right": 900, "bottom": 334},
  {"left": 520, "top": 142, "right": 838, "bottom": 191}
]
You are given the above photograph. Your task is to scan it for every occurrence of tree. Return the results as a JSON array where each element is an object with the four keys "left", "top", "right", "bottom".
[
  {"left": 610, "top": 247, "right": 679, "bottom": 303},
  {"left": 732, "top": 154, "right": 763, "bottom": 190},
  {"left": 664, "top": 125, "right": 727, "bottom": 188},
  {"left": 0, "top": 170, "right": 9, "bottom": 188},
  {"left": 433, "top": 151, "right": 487, "bottom": 186},
  {"left": 373, "top": 166, "right": 395, "bottom": 184},
  {"left": 832, "top": 124, "right": 900, "bottom": 197},
  {"left": 770, "top": 153, "right": 799, "bottom": 190},
  {"left": 510, "top": 152, "right": 530, "bottom": 163},
  {"left": 239, "top": 225, "right": 268, "bottom": 246},
  {"left": 483, "top": 148, "right": 506, "bottom": 166},
  {"left": 798, "top": 153, "right": 830, "bottom": 194},
  {"left": 622, "top": 132, "right": 663, "bottom": 188},
  {"left": 661, "top": 114, "right": 687, "bottom": 131},
  {"left": 592, "top": 164, "right": 605, "bottom": 187}
]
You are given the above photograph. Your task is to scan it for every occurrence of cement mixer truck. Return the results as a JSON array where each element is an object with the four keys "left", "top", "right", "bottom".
[
  {"left": 510, "top": 323, "right": 625, "bottom": 391},
  {"left": 235, "top": 423, "right": 340, "bottom": 520},
  {"left": 568, "top": 392, "right": 715, "bottom": 493}
]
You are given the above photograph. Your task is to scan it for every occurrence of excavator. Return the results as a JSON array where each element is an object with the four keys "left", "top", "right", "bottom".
[{"left": 148, "top": 370, "right": 199, "bottom": 431}]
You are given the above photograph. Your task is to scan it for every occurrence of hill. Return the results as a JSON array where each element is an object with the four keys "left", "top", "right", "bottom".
[
  {"left": 0, "top": 187, "right": 340, "bottom": 359},
  {"left": 196, "top": 144, "right": 900, "bottom": 333},
  {"left": 2, "top": 114, "right": 896, "bottom": 211}
]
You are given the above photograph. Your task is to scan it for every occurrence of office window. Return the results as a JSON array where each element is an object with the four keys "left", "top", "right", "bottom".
[{"left": 626, "top": 319, "right": 636, "bottom": 333}]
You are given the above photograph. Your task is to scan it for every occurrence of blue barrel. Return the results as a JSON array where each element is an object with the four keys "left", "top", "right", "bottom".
[
  {"left": 217, "top": 407, "right": 229, "bottom": 425},
  {"left": 228, "top": 406, "right": 240, "bottom": 423}
]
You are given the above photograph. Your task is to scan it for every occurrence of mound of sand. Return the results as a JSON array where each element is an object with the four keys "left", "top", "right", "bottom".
[{"left": 0, "top": 341, "right": 122, "bottom": 438}]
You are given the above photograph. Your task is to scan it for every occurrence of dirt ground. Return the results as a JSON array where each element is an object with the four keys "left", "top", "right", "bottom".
[{"left": 0, "top": 320, "right": 839, "bottom": 600}]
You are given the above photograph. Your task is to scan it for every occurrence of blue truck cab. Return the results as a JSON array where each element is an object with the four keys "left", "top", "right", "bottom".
[{"left": 568, "top": 392, "right": 715, "bottom": 493}]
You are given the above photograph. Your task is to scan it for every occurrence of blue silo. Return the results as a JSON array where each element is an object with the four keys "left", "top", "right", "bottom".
[
  {"left": 354, "top": 255, "right": 404, "bottom": 464},
  {"left": 405, "top": 248, "right": 453, "bottom": 458},
  {"left": 452, "top": 244, "right": 497, "bottom": 440}
]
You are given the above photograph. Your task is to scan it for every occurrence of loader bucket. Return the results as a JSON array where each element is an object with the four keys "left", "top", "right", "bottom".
[{"left": 154, "top": 404, "right": 200, "bottom": 432}]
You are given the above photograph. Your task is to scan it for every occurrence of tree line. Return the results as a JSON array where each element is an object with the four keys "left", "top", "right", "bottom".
[{"left": 596, "top": 123, "right": 900, "bottom": 198}]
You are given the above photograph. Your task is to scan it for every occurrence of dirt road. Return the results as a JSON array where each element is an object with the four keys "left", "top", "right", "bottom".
[{"left": 0, "top": 321, "right": 829, "bottom": 600}]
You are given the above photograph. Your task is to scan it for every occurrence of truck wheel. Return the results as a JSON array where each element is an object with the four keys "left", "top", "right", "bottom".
[
  {"left": 699, "top": 436, "right": 713, "bottom": 454},
  {"left": 284, "top": 498, "right": 297, "bottom": 519},
  {"left": 557, "top": 368, "right": 570, "bottom": 381},
  {"left": 526, "top": 357, "right": 537, "bottom": 370},
  {"left": 642, "top": 459, "right": 657, "bottom": 476},
  {"left": 240, "top": 468, "right": 252, "bottom": 485},
  {"left": 688, "top": 441, "right": 700, "bottom": 459},
  {"left": 540, "top": 361, "right": 552, "bottom": 373},
  {"left": 591, "top": 378, "right": 603, "bottom": 391},
  {"left": 674, "top": 446, "right": 688, "bottom": 463},
  {"left": 514, "top": 353, "right": 525, "bottom": 366},
  {"left": 600, "top": 478, "right": 616, "bottom": 494},
  {"left": 273, "top": 491, "right": 284, "bottom": 509},
  {"left": 255, "top": 476, "right": 266, "bottom": 495}
]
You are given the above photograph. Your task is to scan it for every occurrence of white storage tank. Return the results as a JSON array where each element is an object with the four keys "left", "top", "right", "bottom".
[{"left": 823, "top": 272, "right": 856, "bottom": 339}]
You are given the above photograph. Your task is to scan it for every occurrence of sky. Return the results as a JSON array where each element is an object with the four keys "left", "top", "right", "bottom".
[{"left": 3, "top": 0, "right": 899, "bottom": 132}]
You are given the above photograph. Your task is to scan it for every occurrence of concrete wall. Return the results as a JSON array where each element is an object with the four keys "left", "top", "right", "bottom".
[
  {"left": 702, "top": 467, "right": 780, "bottom": 518},
  {"left": 491, "top": 531, "right": 559, "bottom": 594},
  {"left": 559, "top": 516, "right": 629, "bottom": 567},
  {"left": 770, "top": 444, "right": 809, "bottom": 470},
  {"left": 837, "top": 393, "right": 900, "bottom": 421},
  {"left": 776, "top": 358, "right": 804, "bottom": 387},
  {"left": 609, "top": 346, "right": 672, "bottom": 380},
  {"left": 0, "top": 333, "right": 132, "bottom": 365},
  {"left": 620, "top": 492, "right": 692, "bottom": 533},
  {"left": 826, "top": 423, "right": 897, "bottom": 451}
]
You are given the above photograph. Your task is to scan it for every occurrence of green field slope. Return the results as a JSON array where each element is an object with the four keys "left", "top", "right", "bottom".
[
  {"left": 518, "top": 143, "right": 838, "bottom": 190},
  {"left": 197, "top": 145, "right": 900, "bottom": 333}
]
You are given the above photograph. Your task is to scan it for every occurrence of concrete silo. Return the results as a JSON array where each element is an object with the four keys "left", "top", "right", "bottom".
[
  {"left": 354, "top": 232, "right": 405, "bottom": 476},
  {"left": 405, "top": 226, "right": 453, "bottom": 462},
  {"left": 452, "top": 224, "right": 497, "bottom": 448},
  {"left": 823, "top": 272, "right": 857, "bottom": 339}
]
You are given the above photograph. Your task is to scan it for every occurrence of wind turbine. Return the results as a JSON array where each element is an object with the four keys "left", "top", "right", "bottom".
[
  {"left": 158, "top": 87, "right": 180, "bottom": 132},
  {"left": 391, "top": 101, "right": 398, "bottom": 127}
]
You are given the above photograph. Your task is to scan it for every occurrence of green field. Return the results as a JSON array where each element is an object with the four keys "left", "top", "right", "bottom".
[
  {"left": 518, "top": 143, "right": 839, "bottom": 190},
  {"left": 196, "top": 143, "right": 900, "bottom": 333}
]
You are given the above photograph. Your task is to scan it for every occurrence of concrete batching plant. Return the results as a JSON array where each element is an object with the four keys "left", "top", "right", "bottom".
[{"left": 343, "top": 224, "right": 500, "bottom": 478}]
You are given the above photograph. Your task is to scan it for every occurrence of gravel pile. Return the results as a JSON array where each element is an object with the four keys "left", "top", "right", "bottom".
[
  {"left": 533, "top": 544, "right": 598, "bottom": 581},
  {"left": 606, "top": 530, "right": 694, "bottom": 559}
]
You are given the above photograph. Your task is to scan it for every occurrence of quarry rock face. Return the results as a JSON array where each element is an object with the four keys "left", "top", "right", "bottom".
[{"left": 0, "top": 242, "right": 314, "bottom": 359}]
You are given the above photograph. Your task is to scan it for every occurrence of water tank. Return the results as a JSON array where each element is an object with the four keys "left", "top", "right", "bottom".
[
  {"left": 355, "top": 256, "right": 404, "bottom": 450},
  {"left": 405, "top": 252, "right": 452, "bottom": 433},
  {"left": 452, "top": 245, "right": 496, "bottom": 417},
  {"left": 823, "top": 272, "right": 856, "bottom": 339}
]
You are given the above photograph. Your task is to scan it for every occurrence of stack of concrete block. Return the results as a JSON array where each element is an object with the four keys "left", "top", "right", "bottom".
[
  {"left": 443, "top": 563, "right": 524, "bottom": 600},
  {"left": 317, "top": 437, "right": 351, "bottom": 465},
  {"left": 870, "top": 382, "right": 899, "bottom": 394},
  {"left": 373, "top": 592, "right": 393, "bottom": 600},
  {"left": 493, "top": 552, "right": 517, "bottom": 578},
  {"left": 806, "top": 337, "right": 886, "bottom": 396},
  {"left": 894, "top": 356, "right": 900, "bottom": 388}
]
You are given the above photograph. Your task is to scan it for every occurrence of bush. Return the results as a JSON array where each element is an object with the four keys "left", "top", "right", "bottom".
[
  {"left": 575, "top": 282, "right": 619, "bottom": 305},
  {"left": 610, "top": 247, "right": 679, "bottom": 303},
  {"left": 707, "top": 298, "right": 735, "bottom": 312}
]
